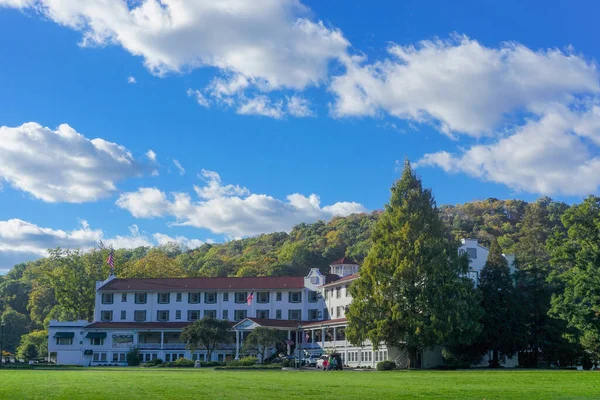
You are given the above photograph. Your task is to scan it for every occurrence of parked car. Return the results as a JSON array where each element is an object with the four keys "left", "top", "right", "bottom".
[
  {"left": 305, "top": 355, "right": 320, "bottom": 367},
  {"left": 316, "top": 355, "right": 329, "bottom": 369}
]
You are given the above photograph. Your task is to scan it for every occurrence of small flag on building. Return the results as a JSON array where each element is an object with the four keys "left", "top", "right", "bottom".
[
  {"left": 107, "top": 249, "right": 114, "bottom": 274},
  {"left": 285, "top": 339, "right": 294, "bottom": 346},
  {"left": 246, "top": 291, "right": 254, "bottom": 305},
  {"left": 304, "top": 332, "right": 310, "bottom": 344}
]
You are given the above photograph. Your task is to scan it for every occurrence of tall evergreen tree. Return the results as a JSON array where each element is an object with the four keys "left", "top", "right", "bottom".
[
  {"left": 514, "top": 200, "right": 573, "bottom": 367},
  {"left": 550, "top": 196, "right": 600, "bottom": 360},
  {"left": 346, "top": 161, "right": 481, "bottom": 368},
  {"left": 478, "top": 238, "right": 523, "bottom": 367}
]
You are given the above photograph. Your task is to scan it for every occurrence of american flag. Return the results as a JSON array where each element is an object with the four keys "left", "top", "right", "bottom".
[
  {"left": 246, "top": 291, "right": 254, "bottom": 306},
  {"left": 303, "top": 332, "right": 309, "bottom": 344},
  {"left": 107, "top": 250, "right": 114, "bottom": 269}
]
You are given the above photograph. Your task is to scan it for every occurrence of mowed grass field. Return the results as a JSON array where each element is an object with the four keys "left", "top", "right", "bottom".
[{"left": 0, "top": 368, "right": 599, "bottom": 400}]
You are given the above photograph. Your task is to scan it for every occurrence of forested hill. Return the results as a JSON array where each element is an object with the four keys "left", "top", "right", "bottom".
[{"left": 0, "top": 197, "right": 570, "bottom": 353}]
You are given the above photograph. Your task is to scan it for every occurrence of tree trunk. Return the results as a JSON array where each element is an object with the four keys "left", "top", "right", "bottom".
[{"left": 491, "top": 349, "right": 499, "bottom": 368}]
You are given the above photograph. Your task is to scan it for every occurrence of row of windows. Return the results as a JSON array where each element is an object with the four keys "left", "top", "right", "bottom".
[
  {"left": 323, "top": 285, "right": 351, "bottom": 300},
  {"left": 329, "top": 305, "right": 348, "bottom": 319},
  {"left": 100, "top": 308, "right": 319, "bottom": 322},
  {"left": 101, "top": 291, "right": 317, "bottom": 305},
  {"left": 90, "top": 352, "right": 127, "bottom": 362}
]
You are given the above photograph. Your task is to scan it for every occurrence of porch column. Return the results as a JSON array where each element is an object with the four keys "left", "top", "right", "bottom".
[
  {"left": 321, "top": 327, "right": 325, "bottom": 348},
  {"left": 235, "top": 330, "right": 240, "bottom": 360},
  {"left": 333, "top": 327, "right": 337, "bottom": 347},
  {"left": 287, "top": 330, "right": 291, "bottom": 355},
  {"left": 160, "top": 331, "right": 164, "bottom": 350},
  {"left": 311, "top": 330, "right": 315, "bottom": 346}
]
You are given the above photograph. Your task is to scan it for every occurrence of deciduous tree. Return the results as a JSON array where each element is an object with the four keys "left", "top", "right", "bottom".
[
  {"left": 242, "top": 327, "right": 285, "bottom": 362},
  {"left": 180, "top": 317, "right": 232, "bottom": 361}
]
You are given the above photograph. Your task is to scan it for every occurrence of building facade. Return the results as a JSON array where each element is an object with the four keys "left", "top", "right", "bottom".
[{"left": 48, "top": 238, "right": 517, "bottom": 368}]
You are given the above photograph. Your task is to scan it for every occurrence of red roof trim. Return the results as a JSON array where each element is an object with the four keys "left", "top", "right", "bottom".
[
  {"left": 98, "top": 276, "right": 306, "bottom": 291},
  {"left": 85, "top": 322, "right": 194, "bottom": 330},
  {"left": 320, "top": 273, "right": 359, "bottom": 287},
  {"left": 330, "top": 257, "right": 358, "bottom": 265},
  {"left": 300, "top": 318, "right": 348, "bottom": 328}
]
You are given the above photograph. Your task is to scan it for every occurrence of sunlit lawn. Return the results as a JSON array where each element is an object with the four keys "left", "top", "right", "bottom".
[{"left": 1, "top": 368, "right": 599, "bottom": 399}]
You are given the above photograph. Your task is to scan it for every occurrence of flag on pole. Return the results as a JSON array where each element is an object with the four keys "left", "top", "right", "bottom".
[
  {"left": 304, "top": 332, "right": 309, "bottom": 344},
  {"left": 107, "top": 249, "right": 114, "bottom": 274},
  {"left": 284, "top": 339, "right": 294, "bottom": 346},
  {"left": 246, "top": 291, "right": 254, "bottom": 306}
]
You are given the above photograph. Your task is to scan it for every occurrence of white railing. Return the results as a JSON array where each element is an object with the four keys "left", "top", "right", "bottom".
[
  {"left": 138, "top": 344, "right": 162, "bottom": 349},
  {"left": 163, "top": 343, "right": 186, "bottom": 349}
]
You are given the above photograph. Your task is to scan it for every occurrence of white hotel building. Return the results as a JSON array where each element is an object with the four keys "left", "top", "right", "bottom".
[{"left": 49, "top": 239, "right": 517, "bottom": 368}]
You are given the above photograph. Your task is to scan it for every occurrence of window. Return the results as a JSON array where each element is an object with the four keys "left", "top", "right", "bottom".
[
  {"left": 466, "top": 247, "right": 477, "bottom": 259},
  {"left": 121, "top": 293, "right": 127, "bottom": 302},
  {"left": 336, "top": 287, "right": 341, "bottom": 299},
  {"left": 289, "top": 292, "right": 301, "bottom": 303},
  {"left": 235, "top": 292, "right": 248, "bottom": 304},
  {"left": 204, "top": 310, "right": 217, "bottom": 318},
  {"left": 176, "top": 293, "right": 182, "bottom": 302},
  {"left": 222, "top": 310, "right": 228, "bottom": 320},
  {"left": 256, "top": 292, "right": 269, "bottom": 304},
  {"left": 157, "top": 310, "right": 169, "bottom": 322},
  {"left": 175, "top": 310, "right": 181, "bottom": 320},
  {"left": 134, "top": 310, "right": 146, "bottom": 322},
  {"left": 256, "top": 310, "right": 269, "bottom": 319},
  {"left": 101, "top": 310, "right": 113, "bottom": 322},
  {"left": 120, "top": 310, "right": 126, "bottom": 320},
  {"left": 188, "top": 310, "right": 201, "bottom": 321},
  {"left": 234, "top": 310, "right": 247, "bottom": 321},
  {"left": 91, "top": 337, "right": 104, "bottom": 346},
  {"left": 135, "top": 293, "right": 147, "bottom": 304},
  {"left": 158, "top": 293, "right": 170, "bottom": 304},
  {"left": 275, "top": 310, "right": 282, "bottom": 320},
  {"left": 188, "top": 293, "right": 200, "bottom": 304},
  {"left": 288, "top": 309, "right": 301, "bottom": 320},
  {"left": 308, "top": 309, "right": 319, "bottom": 320},
  {"left": 204, "top": 292, "right": 217, "bottom": 304},
  {"left": 93, "top": 353, "right": 107, "bottom": 362},
  {"left": 336, "top": 306, "right": 342, "bottom": 318},
  {"left": 330, "top": 307, "right": 333, "bottom": 318},
  {"left": 56, "top": 337, "right": 72, "bottom": 345},
  {"left": 308, "top": 291, "right": 318, "bottom": 303},
  {"left": 276, "top": 292, "right": 282, "bottom": 301},
  {"left": 112, "top": 353, "right": 126, "bottom": 362},
  {"left": 223, "top": 293, "right": 229, "bottom": 301},
  {"left": 310, "top": 276, "right": 319, "bottom": 284},
  {"left": 101, "top": 293, "right": 113, "bottom": 304},
  {"left": 165, "top": 354, "right": 171, "bottom": 362},
  {"left": 345, "top": 285, "right": 350, "bottom": 297}
]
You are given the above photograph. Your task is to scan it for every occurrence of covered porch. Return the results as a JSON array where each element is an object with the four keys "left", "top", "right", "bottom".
[{"left": 138, "top": 331, "right": 186, "bottom": 350}]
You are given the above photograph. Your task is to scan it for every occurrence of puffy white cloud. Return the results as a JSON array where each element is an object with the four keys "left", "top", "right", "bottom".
[
  {"left": 0, "top": 122, "right": 154, "bottom": 203},
  {"left": 0, "top": 219, "right": 206, "bottom": 270},
  {"left": 6, "top": 0, "right": 348, "bottom": 92},
  {"left": 116, "top": 170, "right": 366, "bottom": 237},
  {"left": 287, "top": 95, "right": 313, "bottom": 117},
  {"left": 173, "top": 159, "right": 185, "bottom": 175},
  {"left": 127, "top": 76, "right": 136, "bottom": 84},
  {"left": 0, "top": 0, "right": 35, "bottom": 8},
  {"left": 146, "top": 149, "right": 157, "bottom": 161},
  {"left": 416, "top": 102, "right": 600, "bottom": 196},
  {"left": 237, "top": 95, "right": 285, "bottom": 119},
  {"left": 330, "top": 36, "right": 599, "bottom": 137}
]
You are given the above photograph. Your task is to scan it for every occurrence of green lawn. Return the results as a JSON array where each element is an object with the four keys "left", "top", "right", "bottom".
[{"left": 0, "top": 368, "right": 598, "bottom": 399}]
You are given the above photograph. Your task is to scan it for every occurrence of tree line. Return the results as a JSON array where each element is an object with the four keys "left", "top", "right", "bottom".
[{"left": 2, "top": 162, "right": 600, "bottom": 367}]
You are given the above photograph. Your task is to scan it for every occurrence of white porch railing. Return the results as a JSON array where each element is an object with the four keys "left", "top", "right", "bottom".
[{"left": 138, "top": 344, "right": 161, "bottom": 350}]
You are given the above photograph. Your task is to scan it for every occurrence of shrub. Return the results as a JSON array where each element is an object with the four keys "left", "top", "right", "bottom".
[
  {"left": 227, "top": 356, "right": 258, "bottom": 367},
  {"left": 199, "top": 361, "right": 225, "bottom": 367},
  {"left": 126, "top": 348, "right": 141, "bottom": 367},
  {"left": 281, "top": 359, "right": 295, "bottom": 368},
  {"left": 173, "top": 358, "right": 195, "bottom": 368},
  {"left": 142, "top": 358, "right": 163, "bottom": 367},
  {"left": 376, "top": 360, "right": 397, "bottom": 371}
]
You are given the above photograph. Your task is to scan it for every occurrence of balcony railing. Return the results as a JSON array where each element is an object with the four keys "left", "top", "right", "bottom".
[
  {"left": 138, "top": 343, "right": 162, "bottom": 350},
  {"left": 163, "top": 343, "right": 186, "bottom": 349}
]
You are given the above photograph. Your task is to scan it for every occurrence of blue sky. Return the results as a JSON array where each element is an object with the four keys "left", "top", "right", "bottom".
[{"left": 0, "top": 0, "right": 599, "bottom": 273}]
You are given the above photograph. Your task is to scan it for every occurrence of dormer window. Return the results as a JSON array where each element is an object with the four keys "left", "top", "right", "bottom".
[
  {"left": 466, "top": 248, "right": 477, "bottom": 259},
  {"left": 310, "top": 276, "right": 319, "bottom": 284}
]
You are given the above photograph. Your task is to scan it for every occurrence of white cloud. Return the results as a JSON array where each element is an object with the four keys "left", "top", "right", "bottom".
[
  {"left": 0, "top": 0, "right": 35, "bottom": 8},
  {"left": 173, "top": 159, "right": 185, "bottom": 175},
  {"left": 0, "top": 219, "right": 206, "bottom": 270},
  {"left": 127, "top": 75, "right": 136, "bottom": 84},
  {"left": 330, "top": 35, "right": 599, "bottom": 137},
  {"left": 6, "top": 0, "right": 348, "bottom": 92},
  {"left": 146, "top": 149, "right": 157, "bottom": 161},
  {"left": 287, "top": 95, "right": 313, "bottom": 117},
  {"left": 186, "top": 88, "right": 210, "bottom": 108},
  {"left": 0, "top": 122, "right": 154, "bottom": 203},
  {"left": 416, "top": 102, "right": 600, "bottom": 196},
  {"left": 116, "top": 170, "right": 366, "bottom": 237},
  {"left": 237, "top": 96, "right": 285, "bottom": 119}
]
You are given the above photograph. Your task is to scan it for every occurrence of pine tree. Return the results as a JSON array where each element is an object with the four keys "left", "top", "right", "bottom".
[
  {"left": 346, "top": 161, "right": 481, "bottom": 368},
  {"left": 478, "top": 238, "right": 523, "bottom": 367}
]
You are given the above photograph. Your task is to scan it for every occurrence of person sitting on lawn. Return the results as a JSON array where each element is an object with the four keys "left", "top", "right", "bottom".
[
  {"left": 323, "top": 358, "right": 329, "bottom": 370},
  {"left": 331, "top": 356, "right": 338, "bottom": 371}
]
